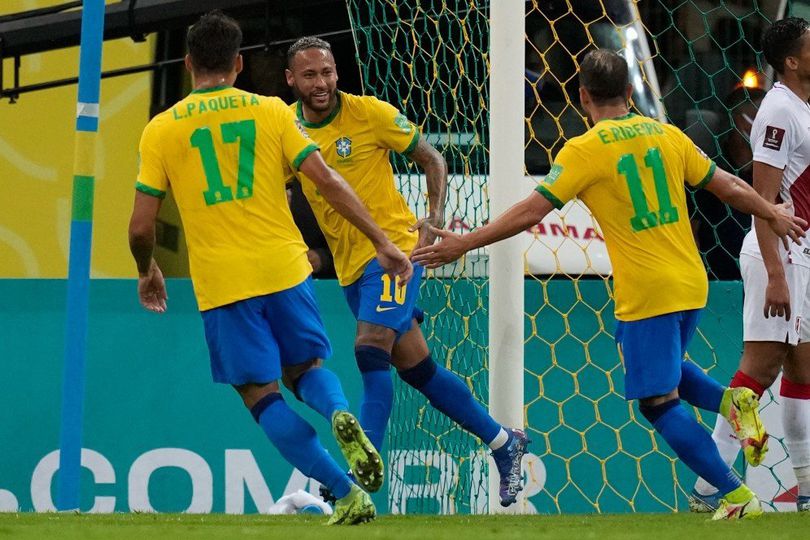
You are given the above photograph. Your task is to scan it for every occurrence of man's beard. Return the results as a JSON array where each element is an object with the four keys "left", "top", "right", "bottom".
[{"left": 301, "top": 88, "right": 335, "bottom": 112}]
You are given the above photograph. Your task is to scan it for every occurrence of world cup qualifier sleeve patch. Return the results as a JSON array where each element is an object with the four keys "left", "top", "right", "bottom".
[{"left": 763, "top": 126, "right": 786, "bottom": 151}]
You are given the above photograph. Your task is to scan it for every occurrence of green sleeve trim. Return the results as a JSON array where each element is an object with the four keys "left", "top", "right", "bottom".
[
  {"left": 401, "top": 129, "right": 420, "bottom": 157},
  {"left": 135, "top": 181, "right": 167, "bottom": 199},
  {"left": 535, "top": 184, "right": 565, "bottom": 210},
  {"left": 292, "top": 143, "right": 320, "bottom": 170},
  {"left": 695, "top": 161, "right": 717, "bottom": 189}
]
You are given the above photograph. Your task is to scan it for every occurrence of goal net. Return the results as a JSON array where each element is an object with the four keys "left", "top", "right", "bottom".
[{"left": 346, "top": 0, "right": 791, "bottom": 514}]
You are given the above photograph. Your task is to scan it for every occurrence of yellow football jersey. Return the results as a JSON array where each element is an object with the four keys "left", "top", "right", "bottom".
[
  {"left": 136, "top": 86, "right": 318, "bottom": 310},
  {"left": 536, "top": 113, "right": 715, "bottom": 321},
  {"left": 291, "top": 92, "right": 420, "bottom": 286}
]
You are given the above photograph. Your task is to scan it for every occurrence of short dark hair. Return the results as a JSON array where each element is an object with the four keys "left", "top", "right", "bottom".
[
  {"left": 287, "top": 36, "right": 332, "bottom": 68},
  {"left": 762, "top": 17, "right": 809, "bottom": 74},
  {"left": 578, "top": 49, "right": 629, "bottom": 104},
  {"left": 187, "top": 10, "right": 242, "bottom": 73}
]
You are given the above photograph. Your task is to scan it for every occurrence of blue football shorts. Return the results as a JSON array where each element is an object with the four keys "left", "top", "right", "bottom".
[
  {"left": 343, "top": 258, "right": 424, "bottom": 336},
  {"left": 615, "top": 309, "right": 701, "bottom": 400},
  {"left": 201, "top": 277, "right": 331, "bottom": 385}
]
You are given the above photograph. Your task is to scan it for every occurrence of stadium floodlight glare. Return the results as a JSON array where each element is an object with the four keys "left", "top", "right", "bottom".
[{"left": 741, "top": 68, "right": 761, "bottom": 89}]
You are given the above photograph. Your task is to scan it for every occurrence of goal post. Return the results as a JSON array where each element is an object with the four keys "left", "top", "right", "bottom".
[{"left": 487, "top": 0, "right": 526, "bottom": 513}]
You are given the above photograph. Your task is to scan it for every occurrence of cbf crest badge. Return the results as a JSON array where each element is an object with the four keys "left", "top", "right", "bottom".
[{"left": 335, "top": 136, "right": 352, "bottom": 158}]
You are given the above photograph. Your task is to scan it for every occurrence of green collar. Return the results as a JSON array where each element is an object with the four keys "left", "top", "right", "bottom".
[
  {"left": 191, "top": 85, "right": 231, "bottom": 94},
  {"left": 596, "top": 112, "right": 637, "bottom": 124},
  {"left": 297, "top": 92, "right": 341, "bottom": 128}
]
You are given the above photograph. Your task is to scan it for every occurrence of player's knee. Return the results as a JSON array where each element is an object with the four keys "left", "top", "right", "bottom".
[
  {"left": 234, "top": 381, "right": 280, "bottom": 410},
  {"left": 638, "top": 396, "right": 680, "bottom": 426},
  {"left": 746, "top": 363, "right": 781, "bottom": 388},
  {"left": 282, "top": 359, "right": 322, "bottom": 396},
  {"left": 741, "top": 345, "right": 787, "bottom": 387},
  {"left": 355, "top": 323, "right": 395, "bottom": 352},
  {"left": 240, "top": 389, "right": 283, "bottom": 423},
  {"left": 397, "top": 355, "right": 436, "bottom": 389},
  {"left": 785, "top": 346, "right": 810, "bottom": 384},
  {"left": 730, "top": 369, "right": 770, "bottom": 396},
  {"left": 355, "top": 345, "right": 391, "bottom": 372}
]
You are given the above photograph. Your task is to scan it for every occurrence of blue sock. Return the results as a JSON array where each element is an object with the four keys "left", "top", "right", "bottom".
[
  {"left": 678, "top": 361, "right": 725, "bottom": 412},
  {"left": 294, "top": 367, "right": 350, "bottom": 421},
  {"left": 399, "top": 356, "right": 501, "bottom": 444},
  {"left": 640, "top": 399, "right": 741, "bottom": 495},
  {"left": 251, "top": 393, "right": 351, "bottom": 499},
  {"left": 355, "top": 346, "right": 393, "bottom": 451}
]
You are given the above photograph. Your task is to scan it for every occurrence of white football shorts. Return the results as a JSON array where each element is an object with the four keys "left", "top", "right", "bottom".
[{"left": 741, "top": 252, "right": 810, "bottom": 345}]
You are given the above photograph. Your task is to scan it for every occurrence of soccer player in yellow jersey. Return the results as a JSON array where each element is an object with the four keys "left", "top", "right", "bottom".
[
  {"left": 413, "top": 49, "right": 808, "bottom": 520},
  {"left": 127, "top": 11, "right": 413, "bottom": 525},
  {"left": 285, "top": 37, "right": 529, "bottom": 507}
]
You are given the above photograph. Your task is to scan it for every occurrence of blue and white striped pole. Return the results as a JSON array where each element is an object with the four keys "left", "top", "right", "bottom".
[{"left": 57, "top": 0, "right": 105, "bottom": 512}]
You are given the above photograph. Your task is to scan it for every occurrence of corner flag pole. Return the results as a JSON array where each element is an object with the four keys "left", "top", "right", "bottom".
[{"left": 57, "top": 0, "right": 105, "bottom": 511}]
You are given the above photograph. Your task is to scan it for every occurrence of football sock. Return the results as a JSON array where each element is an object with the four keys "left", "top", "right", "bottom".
[
  {"left": 489, "top": 428, "right": 510, "bottom": 451},
  {"left": 355, "top": 345, "right": 393, "bottom": 451},
  {"left": 251, "top": 393, "right": 351, "bottom": 499},
  {"left": 640, "top": 399, "right": 741, "bottom": 496},
  {"left": 730, "top": 370, "right": 767, "bottom": 398},
  {"left": 694, "top": 370, "right": 765, "bottom": 496},
  {"left": 294, "top": 367, "right": 350, "bottom": 421},
  {"left": 694, "top": 414, "right": 741, "bottom": 496},
  {"left": 678, "top": 361, "right": 724, "bottom": 412},
  {"left": 781, "top": 377, "right": 810, "bottom": 497},
  {"left": 398, "top": 355, "right": 502, "bottom": 445}
]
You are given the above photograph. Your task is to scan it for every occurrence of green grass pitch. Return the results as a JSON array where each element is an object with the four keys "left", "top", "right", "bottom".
[{"left": 0, "top": 513, "right": 808, "bottom": 540}]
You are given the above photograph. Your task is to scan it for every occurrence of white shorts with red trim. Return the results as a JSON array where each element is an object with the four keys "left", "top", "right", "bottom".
[{"left": 741, "top": 252, "right": 810, "bottom": 345}]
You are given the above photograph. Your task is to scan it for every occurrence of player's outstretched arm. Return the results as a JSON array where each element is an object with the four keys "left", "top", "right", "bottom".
[
  {"left": 406, "top": 139, "right": 448, "bottom": 251},
  {"left": 412, "top": 190, "right": 554, "bottom": 268},
  {"left": 704, "top": 166, "right": 806, "bottom": 250},
  {"left": 128, "top": 191, "right": 168, "bottom": 313},
  {"left": 298, "top": 151, "right": 413, "bottom": 283}
]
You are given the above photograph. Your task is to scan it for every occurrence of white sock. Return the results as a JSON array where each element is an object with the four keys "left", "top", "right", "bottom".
[
  {"left": 796, "top": 465, "right": 810, "bottom": 498},
  {"left": 488, "top": 428, "right": 509, "bottom": 451},
  {"left": 694, "top": 414, "right": 741, "bottom": 496},
  {"left": 782, "top": 395, "right": 810, "bottom": 497}
]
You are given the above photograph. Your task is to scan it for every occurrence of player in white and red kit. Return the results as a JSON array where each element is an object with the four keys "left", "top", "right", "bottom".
[{"left": 692, "top": 17, "right": 810, "bottom": 513}]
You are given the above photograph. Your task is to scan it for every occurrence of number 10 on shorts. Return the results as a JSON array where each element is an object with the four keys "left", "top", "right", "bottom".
[{"left": 380, "top": 274, "right": 406, "bottom": 305}]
